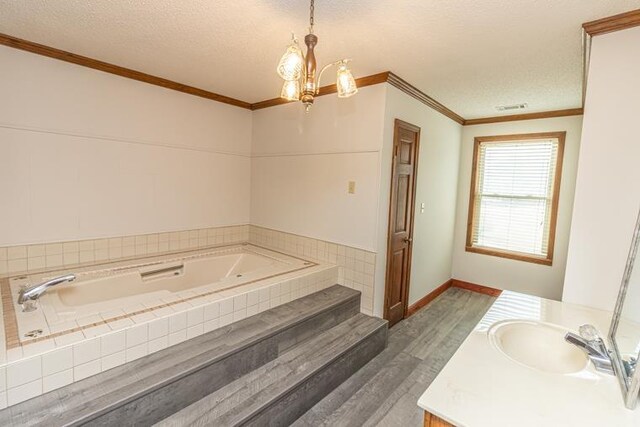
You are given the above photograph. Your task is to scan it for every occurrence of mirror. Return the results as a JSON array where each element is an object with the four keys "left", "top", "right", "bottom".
[{"left": 609, "top": 209, "right": 640, "bottom": 409}]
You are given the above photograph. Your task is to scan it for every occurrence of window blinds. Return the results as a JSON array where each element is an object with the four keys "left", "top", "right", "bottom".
[{"left": 470, "top": 138, "right": 559, "bottom": 258}]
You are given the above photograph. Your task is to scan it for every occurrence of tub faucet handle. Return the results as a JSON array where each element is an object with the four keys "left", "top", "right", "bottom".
[{"left": 17, "top": 274, "right": 76, "bottom": 312}]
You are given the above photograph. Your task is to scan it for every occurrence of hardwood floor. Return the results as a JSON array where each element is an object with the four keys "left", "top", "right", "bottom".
[{"left": 292, "top": 287, "right": 496, "bottom": 427}]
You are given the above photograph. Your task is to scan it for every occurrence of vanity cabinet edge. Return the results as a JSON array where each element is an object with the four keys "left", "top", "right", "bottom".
[{"left": 424, "top": 411, "right": 456, "bottom": 427}]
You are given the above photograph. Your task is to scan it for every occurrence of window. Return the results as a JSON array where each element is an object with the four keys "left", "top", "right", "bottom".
[{"left": 466, "top": 132, "right": 565, "bottom": 265}]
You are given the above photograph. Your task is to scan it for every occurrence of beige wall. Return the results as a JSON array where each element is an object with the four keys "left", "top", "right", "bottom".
[
  {"left": 250, "top": 84, "right": 387, "bottom": 251},
  {"left": 451, "top": 116, "right": 583, "bottom": 300},
  {"left": 250, "top": 85, "right": 386, "bottom": 316},
  {"left": 563, "top": 26, "right": 640, "bottom": 311},
  {"left": 0, "top": 46, "right": 252, "bottom": 246},
  {"left": 378, "top": 86, "right": 463, "bottom": 309}
]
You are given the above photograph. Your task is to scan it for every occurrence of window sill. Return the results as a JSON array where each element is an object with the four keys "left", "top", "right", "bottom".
[{"left": 465, "top": 245, "right": 553, "bottom": 266}]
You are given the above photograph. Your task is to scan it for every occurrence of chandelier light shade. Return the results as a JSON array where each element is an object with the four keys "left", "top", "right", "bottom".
[
  {"left": 280, "top": 79, "right": 301, "bottom": 101},
  {"left": 276, "top": 0, "right": 357, "bottom": 111},
  {"left": 336, "top": 62, "right": 358, "bottom": 98},
  {"left": 276, "top": 40, "right": 304, "bottom": 81}
]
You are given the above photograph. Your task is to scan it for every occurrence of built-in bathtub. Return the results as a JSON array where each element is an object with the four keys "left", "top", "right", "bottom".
[
  {"left": 44, "top": 246, "right": 310, "bottom": 319},
  {"left": 0, "top": 243, "right": 338, "bottom": 407},
  {"left": 9, "top": 245, "right": 314, "bottom": 339}
]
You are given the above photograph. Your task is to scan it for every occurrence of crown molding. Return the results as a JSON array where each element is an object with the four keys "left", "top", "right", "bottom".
[
  {"left": 0, "top": 32, "right": 444, "bottom": 118},
  {"left": 0, "top": 33, "right": 252, "bottom": 109},
  {"left": 386, "top": 72, "right": 466, "bottom": 125},
  {"left": 252, "top": 71, "right": 467, "bottom": 126},
  {"left": 463, "top": 108, "right": 584, "bottom": 126},
  {"left": 250, "top": 72, "right": 390, "bottom": 110},
  {"left": 578, "top": 9, "right": 640, "bottom": 114},
  {"left": 583, "top": 8, "right": 640, "bottom": 36},
  {"left": 0, "top": 32, "right": 586, "bottom": 126}
]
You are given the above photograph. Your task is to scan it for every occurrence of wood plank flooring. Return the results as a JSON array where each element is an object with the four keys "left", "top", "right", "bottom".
[{"left": 292, "top": 287, "right": 496, "bottom": 427}]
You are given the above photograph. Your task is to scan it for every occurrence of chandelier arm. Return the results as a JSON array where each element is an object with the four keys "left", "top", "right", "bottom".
[
  {"left": 315, "top": 59, "right": 353, "bottom": 95},
  {"left": 315, "top": 62, "right": 338, "bottom": 95}
]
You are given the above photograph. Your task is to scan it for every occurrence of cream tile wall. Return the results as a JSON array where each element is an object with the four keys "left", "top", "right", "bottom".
[
  {"left": 0, "top": 225, "right": 250, "bottom": 278},
  {"left": 249, "top": 225, "right": 375, "bottom": 315},
  {"left": 0, "top": 224, "right": 375, "bottom": 313}
]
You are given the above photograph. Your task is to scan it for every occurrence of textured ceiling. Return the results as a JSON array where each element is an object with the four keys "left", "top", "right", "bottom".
[{"left": 0, "top": 1, "right": 637, "bottom": 118}]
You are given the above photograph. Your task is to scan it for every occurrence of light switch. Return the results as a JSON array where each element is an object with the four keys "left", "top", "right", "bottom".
[
  {"left": 420, "top": 202, "right": 425, "bottom": 213},
  {"left": 348, "top": 181, "right": 356, "bottom": 194}
]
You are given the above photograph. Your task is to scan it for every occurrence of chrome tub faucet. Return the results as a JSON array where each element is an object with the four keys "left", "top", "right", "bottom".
[{"left": 17, "top": 274, "right": 76, "bottom": 312}]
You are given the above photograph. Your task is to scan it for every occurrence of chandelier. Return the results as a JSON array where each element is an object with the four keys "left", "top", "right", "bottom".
[{"left": 276, "top": 0, "right": 358, "bottom": 112}]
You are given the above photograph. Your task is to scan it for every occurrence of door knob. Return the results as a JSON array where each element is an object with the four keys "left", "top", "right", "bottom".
[{"left": 403, "top": 237, "right": 412, "bottom": 243}]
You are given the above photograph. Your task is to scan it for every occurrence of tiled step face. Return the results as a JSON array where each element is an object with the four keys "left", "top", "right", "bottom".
[{"left": 0, "top": 285, "right": 362, "bottom": 426}]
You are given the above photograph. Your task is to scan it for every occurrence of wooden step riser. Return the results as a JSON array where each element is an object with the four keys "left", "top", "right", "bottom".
[
  {"left": 242, "top": 322, "right": 388, "bottom": 427},
  {"left": 80, "top": 292, "right": 362, "bottom": 426}
]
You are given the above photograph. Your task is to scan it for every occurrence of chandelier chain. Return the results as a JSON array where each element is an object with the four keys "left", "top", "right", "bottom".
[{"left": 309, "top": 0, "right": 315, "bottom": 31}]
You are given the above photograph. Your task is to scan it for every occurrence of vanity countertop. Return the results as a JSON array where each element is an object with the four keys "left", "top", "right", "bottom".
[{"left": 417, "top": 291, "right": 640, "bottom": 426}]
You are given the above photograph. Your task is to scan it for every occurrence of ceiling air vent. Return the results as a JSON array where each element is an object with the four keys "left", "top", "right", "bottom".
[{"left": 495, "top": 103, "right": 528, "bottom": 112}]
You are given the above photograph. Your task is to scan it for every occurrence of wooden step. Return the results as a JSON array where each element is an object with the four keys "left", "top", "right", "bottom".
[
  {"left": 156, "top": 313, "right": 388, "bottom": 426},
  {"left": 0, "top": 285, "right": 362, "bottom": 426}
]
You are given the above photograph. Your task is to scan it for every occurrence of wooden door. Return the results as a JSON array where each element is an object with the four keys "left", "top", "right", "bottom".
[{"left": 384, "top": 119, "right": 420, "bottom": 327}]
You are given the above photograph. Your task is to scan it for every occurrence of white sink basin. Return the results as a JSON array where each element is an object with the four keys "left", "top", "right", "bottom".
[{"left": 488, "top": 320, "right": 589, "bottom": 374}]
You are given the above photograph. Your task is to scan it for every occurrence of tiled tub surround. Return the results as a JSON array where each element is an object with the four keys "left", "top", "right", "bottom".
[
  {"left": 0, "top": 246, "right": 337, "bottom": 408},
  {"left": 0, "top": 224, "right": 250, "bottom": 278},
  {"left": 7, "top": 245, "right": 314, "bottom": 347},
  {"left": 0, "top": 224, "right": 377, "bottom": 315},
  {"left": 0, "top": 223, "right": 376, "bottom": 407},
  {"left": 249, "top": 225, "right": 376, "bottom": 315}
]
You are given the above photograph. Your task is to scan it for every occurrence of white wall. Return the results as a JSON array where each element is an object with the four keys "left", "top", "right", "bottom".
[
  {"left": 451, "top": 116, "right": 583, "bottom": 300},
  {"left": 0, "top": 46, "right": 252, "bottom": 246},
  {"left": 377, "top": 86, "right": 463, "bottom": 309},
  {"left": 2, "top": 45, "right": 465, "bottom": 319},
  {"left": 7, "top": 38, "right": 611, "bottom": 318},
  {"left": 250, "top": 84, "right": 387, "bottom": 251},
  {"left": 563, "top": 27, "right": 640, "bottom": 311},
  {"left": 251, "top": 83, "right": 464, "bottom": 316}
]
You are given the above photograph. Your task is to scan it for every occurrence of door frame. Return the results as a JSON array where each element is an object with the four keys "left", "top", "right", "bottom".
[{"left": 383, "top": 118, "right": 421, "bottom": 323}]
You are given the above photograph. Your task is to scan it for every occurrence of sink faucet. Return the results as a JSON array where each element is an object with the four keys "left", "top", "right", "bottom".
[
  {"left": 17, "top": 274, "right": 76, "bottom": 312},
  {"left": 565, "top": 324, "right": 614, "bottom": 375}
]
